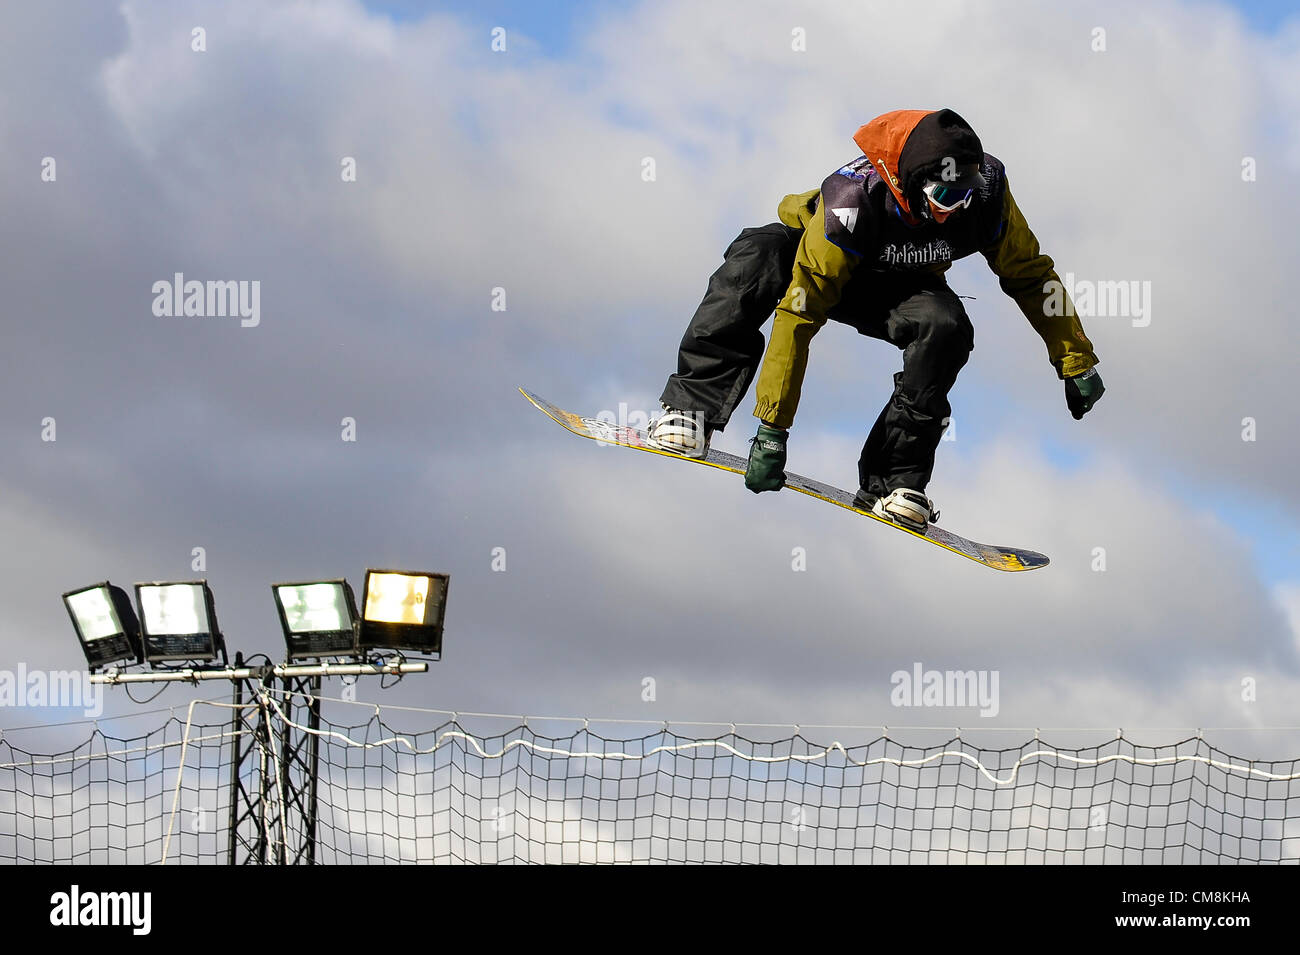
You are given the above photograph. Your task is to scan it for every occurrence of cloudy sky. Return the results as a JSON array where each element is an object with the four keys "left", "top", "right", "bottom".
[{"left": 3, "top": 0, "right": 1300, "bottom": 764}]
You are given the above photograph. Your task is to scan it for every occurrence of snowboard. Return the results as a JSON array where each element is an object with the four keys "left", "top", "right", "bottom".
[{"left": 520, "top": 388, "right": 1048, "bottom": 573}]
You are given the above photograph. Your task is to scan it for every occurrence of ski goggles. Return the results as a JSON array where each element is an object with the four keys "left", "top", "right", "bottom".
[{"left": 921, "top": 180, "right": 975, "bottom": 211}]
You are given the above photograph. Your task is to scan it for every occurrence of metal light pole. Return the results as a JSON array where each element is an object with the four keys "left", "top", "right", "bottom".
[{"left": 91, "top": 656, "right": 428, "bottom": 864}]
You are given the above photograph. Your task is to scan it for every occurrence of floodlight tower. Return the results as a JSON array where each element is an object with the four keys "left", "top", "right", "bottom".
[{"left": 66, "top": 568, "right": 450, "bottom": 864}]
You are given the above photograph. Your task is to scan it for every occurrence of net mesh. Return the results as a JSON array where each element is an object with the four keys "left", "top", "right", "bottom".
[{"left": 2, "top": 696, "right": 1298, "bottom": 864}]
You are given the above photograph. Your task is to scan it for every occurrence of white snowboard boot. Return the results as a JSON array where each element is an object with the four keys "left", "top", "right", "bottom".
[
  {"left": 646, "top": 405, "right": 711, "bottom": 458},
  {"left": 863, "top": 488, "right": 939, "bottom": 531}
]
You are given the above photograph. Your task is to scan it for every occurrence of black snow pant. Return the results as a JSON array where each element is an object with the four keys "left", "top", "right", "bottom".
[{"left": 659, "top": 223, "right": 974, "bottom": 496}]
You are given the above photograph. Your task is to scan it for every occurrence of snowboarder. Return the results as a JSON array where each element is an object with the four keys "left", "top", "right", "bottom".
[{"left": 646, "top": 108, "right": 1104, "bottom": 530}]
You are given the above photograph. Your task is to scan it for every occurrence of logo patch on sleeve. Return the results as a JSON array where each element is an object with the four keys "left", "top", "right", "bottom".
[
  {"left": 833, "top": 158, "right": 871, "bottom": 182},
  {"left": 831, "top": 207, "right": 859, "bottom": 232}
]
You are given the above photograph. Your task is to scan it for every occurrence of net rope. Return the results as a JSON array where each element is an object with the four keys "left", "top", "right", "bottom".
[{"left": 2, "top": 695, "right": 1298, "bottom": 864}]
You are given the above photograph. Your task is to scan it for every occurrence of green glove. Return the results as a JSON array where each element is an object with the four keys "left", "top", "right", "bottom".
[
  {"left": 745, "top": 423, "right": 788, "bottom": 493},
  {"left": 1065, "top": 367, "right": 1105, "bottom": 420}
]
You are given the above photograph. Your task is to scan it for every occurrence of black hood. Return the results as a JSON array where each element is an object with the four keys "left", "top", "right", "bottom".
[{"left": 896, "top": 109, "right": 985, "bottom": 207}]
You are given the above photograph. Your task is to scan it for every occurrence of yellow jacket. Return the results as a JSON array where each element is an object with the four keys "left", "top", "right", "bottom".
[{"left": 752, "top": 185, "right": 1098, "bottom": 429}]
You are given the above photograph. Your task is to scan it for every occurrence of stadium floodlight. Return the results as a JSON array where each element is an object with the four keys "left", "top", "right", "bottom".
[
  {"left": 135, "top": 580, "right": 226, "bottom": 664},
  {"left": 272, "top": 579, "right": 360, "bottom": 660},
  {"left": 358, "top": 569, "right": 449, "bottom": 656},
  {"left": 62, "top": 582, "right": 142, "bottom": 670}
]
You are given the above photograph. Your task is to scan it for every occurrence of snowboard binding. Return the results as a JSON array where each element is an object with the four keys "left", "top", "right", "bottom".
[{"left": 854, "top": 488, "right": 939, "bottom": 531}]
